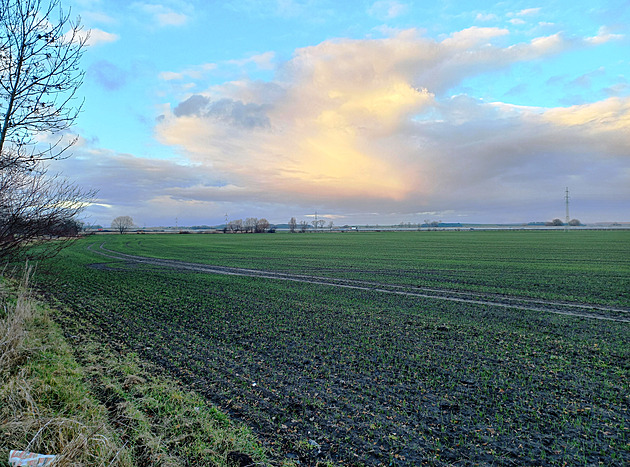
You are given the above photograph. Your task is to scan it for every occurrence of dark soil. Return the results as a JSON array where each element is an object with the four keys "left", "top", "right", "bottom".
[{"left": 37, "top": 243, "right": 630, "bottom": 466}]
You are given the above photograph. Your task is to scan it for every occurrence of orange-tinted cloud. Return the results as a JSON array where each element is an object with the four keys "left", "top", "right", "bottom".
[{"left": 139, "top": 28, "right": 629, "bottom": 222}]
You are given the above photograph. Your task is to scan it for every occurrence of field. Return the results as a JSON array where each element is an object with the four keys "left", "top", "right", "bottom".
[{"left": 34, "top": 231, "right": 629, "bottom": 465}]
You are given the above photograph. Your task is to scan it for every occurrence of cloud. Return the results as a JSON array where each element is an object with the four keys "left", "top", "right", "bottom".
[
  {"left": 543, "top": 97, "right": 630, "bottom": 134},
  {"left": 54, "top": 145, "right": 222, "bottom": 221},
  {"left": 173, "top": 95, "right": 271, "bottom": 128},
  {"left": 567, "top": 67, "right": 606, "bottom": 89},
  {"left": 368, "top": 1, "right": 409, "bottom": 20},
  {"left": 505, "top": 8, "right": 541, "bottom": 27},
  {"left": 88, "top": 60, "right": 127, "bottom": 90},
  {"left": 515, "top": 8, "right": 541, "bottom": 17},
  {"left": 68, "top": 26, "right": 118, "bottom": 47},
  {"left": 153, "top": 27, "right": 627, "bottom": 216},
  {"left": 441, "top": 26, "right": 509, "bottom": 48},
  {"left": 586, "top": 26, "right": 624, "bottom": 45},
  {"left": 228, "top": 52, "right": 276, "bottom": 70},
  {"left": 85, "top": 28, "right": 119, "bottom": 45},
  {"left": 159, "top": 63, "right": 216, "bottom": 81},
  {"left": 172, "top": 94, "right": 210, "bottom": 117},
  {"left": 81, "top": 11, "right": 116, "bottom": 25},
  {"left": 604, "top": 81, "right": 630, "bottom": 97},
  {"left": 475, "top": 13, "right": 498, "bottom": 22},
  {"left": 133, "top": 2, "right": 189, "bottom": 27},
  {"left": 68, "top": 26, "right": 630, "bottom": 225}
]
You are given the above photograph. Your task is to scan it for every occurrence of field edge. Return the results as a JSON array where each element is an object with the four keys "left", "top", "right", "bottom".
[{"left": 0, "top": 271, "right": 272, "bottom": 467}]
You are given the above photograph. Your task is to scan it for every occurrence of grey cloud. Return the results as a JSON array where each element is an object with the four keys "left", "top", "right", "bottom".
[
  {"left": 174, "top": 95, "right": 271, "bottom": 129},
  {"left": 206, "top": 99, "right": 271, "bottom": 129},
  {"left": 88, "top": 60, "right": 127, "bottom": 90},
  {"left": 173, "top": 94, "right": 210, "bottom": 117},
  {"left": 604, "top": 81, "right": 630, "bottom": 96},
  {"left": 567, "top": 67, "right": 605, "bottom": 89}
]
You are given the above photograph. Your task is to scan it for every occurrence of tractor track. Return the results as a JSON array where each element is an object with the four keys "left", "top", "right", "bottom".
[{"left": 87, "top": 242, "right": 630, "bottom": 323}]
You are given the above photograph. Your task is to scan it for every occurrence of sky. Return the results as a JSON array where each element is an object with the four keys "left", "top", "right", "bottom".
[{"left": 49, "top": 0, "right": 630, "bottom": 227}]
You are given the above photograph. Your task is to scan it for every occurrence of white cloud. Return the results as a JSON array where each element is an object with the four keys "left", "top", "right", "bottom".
[
  {"left": 159, "top": 63, "right": 216, "bottom": 81},
  {"left": 515, "top": 8, "right": 541, "bottom": 17},
  {"left": 509, "top": 18, "right": 526, "bottom": 25},
  {"left": 133, "top": 2, "right": 189, "bottom": 27},
  {"left": 475, "top": 13, "right": 498, "bottom": 22},
  {"left": 85, "top": 28, "right": 119, "bottom": 46},
  {"left": 586, "top": 26, "right": 624, "bottom": 45},
  {"left": 368, "top": 1, "right": 409, "bottom": 20},
  {"left": 228, "top": 52, "right": 276, "bottom": 70},
  {"left": 441, "top": 26, "right": 509, "bottom": 49}
]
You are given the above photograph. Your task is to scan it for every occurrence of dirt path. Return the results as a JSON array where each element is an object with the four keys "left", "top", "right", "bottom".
[{"left": 87, "top": 242, "right": 630, "bottom": 323}]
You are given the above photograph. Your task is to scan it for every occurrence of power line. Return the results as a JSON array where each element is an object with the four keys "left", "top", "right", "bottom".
[{"left": 565, "top": 187, "right": 570, "bottom": 232}]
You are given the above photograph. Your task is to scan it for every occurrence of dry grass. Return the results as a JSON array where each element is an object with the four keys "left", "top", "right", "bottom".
[
  {"left": 0, "top": 267, "right": 130, "bottom": 466},
  {"left": 1, "top": 267, "right": 270, "bottom": 466},
  {"left": 0, "top": 264, "right": 33, "bottom": 369}
]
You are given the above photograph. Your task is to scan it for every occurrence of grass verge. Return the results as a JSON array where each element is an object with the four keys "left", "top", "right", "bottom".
[{"left": 0, "top": 267, "right": 269, "bottom": 466}]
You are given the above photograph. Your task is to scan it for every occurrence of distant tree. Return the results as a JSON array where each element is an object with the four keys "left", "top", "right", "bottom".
[
  {"left": 568, "top": 219, "right": 582, "bottom": 226},
  {"left": 311, "top": 219, "right": 326, "bottom": 231},
  {"left": 50, "top": 218, "right": 83, "bottom": 237},
  {"left": 228, "top": 219, "right": 243, "bottom": 233},
  {"left": 288, "top": 217, "right": 297, "bottom": 233},
  {"left": 299, "top": 220, "right": 309, "bottom": 233},
  {"left": 327, "top": 220, "right": 334, "bottom": 230},
  {"left": 112, "top": 216, "right": 134, "bottom": 234},
  {"left": 255, "top": 218, "right": 270, "bottom": 233},
  {"left": 244, "top": 217, "right": 257, "bottom": 233}
]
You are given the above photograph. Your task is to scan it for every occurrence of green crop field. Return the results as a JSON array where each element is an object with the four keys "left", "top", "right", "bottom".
[{"left": 34, "top": 231, "right": 629, "bottom": 465}]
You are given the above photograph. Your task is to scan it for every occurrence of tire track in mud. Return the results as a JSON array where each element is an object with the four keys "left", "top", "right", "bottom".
[{"left": 87, "top": 242, "right": 630, "bottom": 323}]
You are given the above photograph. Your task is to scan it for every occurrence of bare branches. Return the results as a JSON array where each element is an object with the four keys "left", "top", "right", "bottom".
[
  {"left": 0, "top": 0, "right": 87, "bottom": 171},
  {"left": 0, "top": 0, "right": 91, "bottom": 261},
  {"left": 0, "top": 166, "right": 95, "bottom": 261},
  {"left": 111, "top": 216, "right": 133, "bottom": 234}
]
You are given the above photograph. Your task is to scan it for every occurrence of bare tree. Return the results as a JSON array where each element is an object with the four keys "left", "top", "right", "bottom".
[
  {"left": 288, "top": 216, "right": 297, "bottom": 233},
  {"left": 0, "top": 166, "right": 93, "bottom": 260},
  {"left": 255, "top": 218, "right": 269, "bottom": 233},
  {"left": 299, "top": 220, "right": 309, "bottom": 233},
  {"left": 112, "top": 216, "right": 133, "bottom": 234},
  {"left": 1, "top": 0, "right": 87, "bottom": 171},
  {"left": 311, "top": 219, "right": 325, "bottom": 231},
  {"left": 244, "top": 217, "right": 257, "bottom": 233},
  {"left": 228, "top": 219, "right": 243, "bottom": 233},
  {"left": 0, "top": 0, "right": 90, "bottom": 260}
]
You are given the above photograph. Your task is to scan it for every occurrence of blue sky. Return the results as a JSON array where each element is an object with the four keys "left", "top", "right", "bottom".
[{"left": 53, "top": 0, "right": 629, "bottom": 227}]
